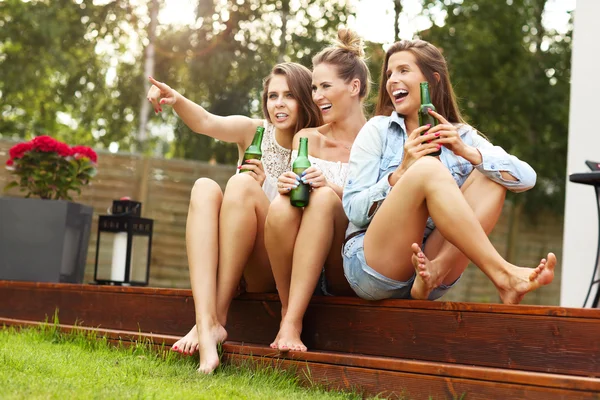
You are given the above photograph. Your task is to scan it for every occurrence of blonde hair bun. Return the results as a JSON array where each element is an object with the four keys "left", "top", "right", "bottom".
[{"left": 333, "top": 28, "right": 365, "bottom": 59}]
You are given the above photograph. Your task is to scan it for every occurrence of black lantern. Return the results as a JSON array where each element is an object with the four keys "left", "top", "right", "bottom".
[{"left": 94, "top": 198, "right": 153, "bottom": 286}]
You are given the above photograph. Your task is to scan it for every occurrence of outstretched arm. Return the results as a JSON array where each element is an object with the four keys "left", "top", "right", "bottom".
[{"left": 147, "top": 76, "right": 262, "bottom": 147}]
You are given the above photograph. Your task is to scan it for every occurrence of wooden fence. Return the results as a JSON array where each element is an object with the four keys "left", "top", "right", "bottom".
[{"left": 0, "top": 139, "right": 564, "bottom": 305}]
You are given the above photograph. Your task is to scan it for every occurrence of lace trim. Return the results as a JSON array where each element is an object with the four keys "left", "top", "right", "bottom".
[{"left": 261, "top": 122, "right": 292, "bottom": 192}]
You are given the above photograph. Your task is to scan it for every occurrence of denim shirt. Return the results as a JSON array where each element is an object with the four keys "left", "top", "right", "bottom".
[{"left": 342, "top": 112, "right": 536, "bottom": 237}]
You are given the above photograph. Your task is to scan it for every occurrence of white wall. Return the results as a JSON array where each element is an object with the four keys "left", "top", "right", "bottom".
[{"left": 561, "top": 0, "right": 600, "bottom": 307}]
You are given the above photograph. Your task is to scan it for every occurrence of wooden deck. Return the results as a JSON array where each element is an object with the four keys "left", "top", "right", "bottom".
[{"left": 1, "top": 281, "right": 599, "bottom": 399}]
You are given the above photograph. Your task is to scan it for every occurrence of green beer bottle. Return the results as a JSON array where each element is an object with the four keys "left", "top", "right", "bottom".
[
  {"left": 418, "top": 82, "right": 441, "bottom": 157},
  {"left": 241, "top": 126, "right": 265, "bottom": 172},
  {"left": 290, "top": 137, "right": 311, "bottom": 207}
]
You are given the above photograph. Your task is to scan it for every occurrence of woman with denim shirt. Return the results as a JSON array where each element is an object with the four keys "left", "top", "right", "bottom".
[{"left": 342, "top": 39, "right": 556, "bottom": 304}]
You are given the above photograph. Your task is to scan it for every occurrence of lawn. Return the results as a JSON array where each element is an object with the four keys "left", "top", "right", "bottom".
[{"left": 0, "top": 324, "right": 362, "bottom": 400}]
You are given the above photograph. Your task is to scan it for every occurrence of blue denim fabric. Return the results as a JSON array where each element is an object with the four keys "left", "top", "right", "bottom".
[{"left": 342, "top": 232, "right": 457, "bottom": 300}]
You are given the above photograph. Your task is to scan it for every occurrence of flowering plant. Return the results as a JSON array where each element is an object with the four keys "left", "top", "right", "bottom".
[{"left": 4, "top": 135, "right": 98, "bottom": 201}]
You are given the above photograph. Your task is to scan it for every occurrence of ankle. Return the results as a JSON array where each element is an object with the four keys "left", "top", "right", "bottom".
[{"left": 196, "top": 315, "right": 221, "bottom": 329}]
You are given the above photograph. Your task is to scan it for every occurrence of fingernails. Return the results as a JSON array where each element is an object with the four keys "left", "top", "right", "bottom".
[
  {"left": 287, "top": 188, "right": 291, "bottom": 191},
  {"left": 435, "top": 133, "right": 440, "bottom": 137},
  {"left": 237, "top": 166, "right": 241, "bottom": 169},
  {"left": 437, "top": 144, "right": 442, "bottom": 149},
  {"left": 426, "top": 124, "right": 431, "bottom": 128},
  {"left": 301, "top": 177, "right": 306, "bottom": 183},
  {"left": 173, "top": 346, "right": 178, "bottom": 350},
  {"left": 159, "top": 99, "right": 165, "bottom": 105},
  {"left": 301, "top": 171, "right": 307, "bottom": 177},
  {"left": 296, "top": 176, "right": 301, "bottom": 182}
]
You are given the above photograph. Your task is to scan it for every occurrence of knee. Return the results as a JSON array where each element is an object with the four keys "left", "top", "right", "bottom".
[
  {"left": 189, "top": 178, "right": 223, "bottom": 209},
  {"left": 266, "top": 195, "right": 298, "bottom": 229},
  {"left": 224, "top": 173, "right": 262, "bottom": 199},
  {"left": 307, "top": 186, "right": 340, "bottom": 210},
  {"left": 472, "top": 170, "right": 507, "bottom": 202}
]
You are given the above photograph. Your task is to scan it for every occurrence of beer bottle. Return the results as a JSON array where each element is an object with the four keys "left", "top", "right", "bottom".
[
  {"left": 418, "top": 82, "right": 441, "bottom": 157},
  {"left": 241, "top": 126, "right": 265, "bottom": 172},
  {"left": 290, "top": 137, "right": 311, "bottom": 207}
]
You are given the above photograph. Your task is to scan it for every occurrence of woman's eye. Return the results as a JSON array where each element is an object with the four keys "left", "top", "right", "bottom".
[
  {"left": 269, "top": 94, "right": 277, "bottom": 99},
  {"left": 286, "top": 93, "right": 294, "bottom": 98}
]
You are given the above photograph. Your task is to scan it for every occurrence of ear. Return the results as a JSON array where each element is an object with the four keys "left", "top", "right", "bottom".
[
  {"left": 433, "top": 72, "right": 441, "bottom": 83},
  {"left": 349, "top": 78, "right": 361, "bottom": 97}
]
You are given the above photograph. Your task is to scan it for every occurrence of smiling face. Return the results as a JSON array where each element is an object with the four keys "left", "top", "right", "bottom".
[
  {"left": 265, "top": 74, "right": 299, "bottom": 133},
  {"left": 311, "top": 63, "right": 354, "bottom": 124},
  {"left": 385, "top": 51, "right": 429, "bottom": 118}
]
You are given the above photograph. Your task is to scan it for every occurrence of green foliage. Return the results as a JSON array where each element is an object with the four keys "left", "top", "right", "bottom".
[
  {"left": 0, "top": 0, "right": 136, "bottom": 146},
  {"left": 420, "top": 0, "right": 572, "bottom": 215}
]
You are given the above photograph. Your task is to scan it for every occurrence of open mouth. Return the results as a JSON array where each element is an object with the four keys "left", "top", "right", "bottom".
[
  {"left": 275, "top": 113, "right": 288, "bottom": 121},
  {"left": 392, "top": 89, "right": 408, "bottom": 102},
  {"left": 319, "top": 104, "right": 332, "bottom": 112}
]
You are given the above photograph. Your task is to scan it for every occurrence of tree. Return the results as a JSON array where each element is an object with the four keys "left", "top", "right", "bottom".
[{"left": 0, "top": 0, "right": 138, "bottom": 147}]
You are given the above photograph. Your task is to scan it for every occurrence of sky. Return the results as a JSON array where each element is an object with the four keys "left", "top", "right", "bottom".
[{"left": 158, "top": 0, "right": 576, "bottom": 44}]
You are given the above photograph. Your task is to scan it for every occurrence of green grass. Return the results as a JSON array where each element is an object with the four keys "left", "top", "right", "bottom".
[{"left": 0, "top": 324, "right": 362, "bottom": 400}]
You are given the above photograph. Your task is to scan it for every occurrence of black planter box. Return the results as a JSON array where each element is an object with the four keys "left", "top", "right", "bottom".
[{"left": 0, "top": 197, "right": 93, "bottom": 283}]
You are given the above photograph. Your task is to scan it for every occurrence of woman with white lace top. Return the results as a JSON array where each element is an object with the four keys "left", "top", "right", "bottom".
[
  {"left": 146, "top": 63, "right": 322, "bottom": 373},
  {"left": 264, "top": 29, "right": 369, "bottom": 352}
]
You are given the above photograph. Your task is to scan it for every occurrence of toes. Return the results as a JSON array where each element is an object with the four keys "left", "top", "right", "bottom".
[{"left": 411, "top": 243, "right": 422, "bottom": 253}]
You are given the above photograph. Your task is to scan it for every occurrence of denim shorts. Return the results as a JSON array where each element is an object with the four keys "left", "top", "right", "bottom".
[{"left": 342, "top": 232, "right": 459, "bottom": 301}]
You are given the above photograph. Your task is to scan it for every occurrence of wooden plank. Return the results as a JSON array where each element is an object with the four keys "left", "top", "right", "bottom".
[
  {"left": 0, "top": 281, "right": 599, "bottom": 378},
  {"left": 225, "top": 353, "right": 599, "bottom": 400},
  {"left": 3, "top": 317, "right": 598, "bottom": 399}
]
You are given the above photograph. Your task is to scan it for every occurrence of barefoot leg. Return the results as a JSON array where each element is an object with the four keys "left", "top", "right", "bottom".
[
  {"left": 264, "top": 194, "right": 302, "bottom": 349},
  {"left": 272, "top": 188, "right": 346, "bottom": 352},
  {"left": 364, "top": 157, "right": 554, "bottom": 304},
  {"left": 409, "top": 169, "right": 507, "bottom": 299},
  {"left": 181, "top": 178, "right": 226, "bottom": 363}
]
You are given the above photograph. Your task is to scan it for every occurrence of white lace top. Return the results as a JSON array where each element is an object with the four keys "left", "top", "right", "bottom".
[
  {"left": 291, "top": 150, "right": 349, "bottom": 187},
  {"left": 238, "top": 121, "right": 291, "bottom": 202}
]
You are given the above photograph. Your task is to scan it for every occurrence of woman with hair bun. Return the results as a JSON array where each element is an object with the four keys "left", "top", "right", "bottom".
[{"left": 264, "top": 28, "right": 370, "bottom": 352}]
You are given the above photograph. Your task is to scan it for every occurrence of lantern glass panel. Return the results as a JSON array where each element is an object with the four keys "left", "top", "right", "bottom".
[
  {"left": 95, "top": 231, "right": 126, "bottom": 282},
  {"left": 130, "top": 235, "right": 150, "bottom": 283}
]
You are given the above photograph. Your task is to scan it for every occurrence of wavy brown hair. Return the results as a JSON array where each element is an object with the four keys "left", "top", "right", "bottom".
[
  {"left": 262, "top": 63, "right": 323, "bottom": 133},
  {"left": 375, "top": 39, "right": 464, "bottom": 124}
]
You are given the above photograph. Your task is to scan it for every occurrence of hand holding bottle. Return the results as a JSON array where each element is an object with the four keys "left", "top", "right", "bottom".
[
  {"left": 277, "top": 171, "right": 300, "bottom": 194},
  {"left": 389, "top": 125, "right": 440, "bottom": 186},
  {"left": 299, "top": 166, "right": 327, "bottom": 189},
  {"left": 147, "top": 76, "right": 179, "bottom": 114},
  {"left": 238, "top": 159, "right": 266, "bottom": 187},
  {"left": 426, "top": 109, "right": 472, "bottom": 160}
]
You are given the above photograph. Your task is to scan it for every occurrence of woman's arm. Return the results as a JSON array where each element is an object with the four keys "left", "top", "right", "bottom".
[
  {"left": 342, "top": 120, "right": 391, "bottom": 228},
  {"left": 465, "top": 127, "right": 537, "bottom": 193},
  {"left": 148, "top": 77, "right": 261, "bottom": 148}
]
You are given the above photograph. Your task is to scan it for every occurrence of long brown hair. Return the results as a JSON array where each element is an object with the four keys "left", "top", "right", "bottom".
[
  {"left": 262, "top": 63, "right": 323, "bottom": 133},
  {"left": 375, "top": 39, "right": 464, "bottom": 124},
  {"left": 312, "top": 28, "right": 371, "bottom": 101}
]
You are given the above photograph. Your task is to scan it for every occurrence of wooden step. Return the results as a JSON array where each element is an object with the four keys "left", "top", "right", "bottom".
[
  {"left": 1, "top": 280, "right": 599, "bottom": 399},
  {"left": 1, "top": 316, "right": 598, "bottom": 399}
]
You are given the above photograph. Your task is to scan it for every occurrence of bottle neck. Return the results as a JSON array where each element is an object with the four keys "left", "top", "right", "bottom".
[
  {"left": 420, "top": 83, "right": 432, "bottom": 104},
  {"left": 297, "top": 138, "right": 308, "bottom": 157},
  {"left": 250, "top": 127, "right": 264, "bottom": 147}
]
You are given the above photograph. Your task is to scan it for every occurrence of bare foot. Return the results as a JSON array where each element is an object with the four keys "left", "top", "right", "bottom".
[
  {"left": 270, "top": 319, "right": 306, "bottom": 352},
  {"left": 410, "top": 243, "right": 446, "bottom": 300},
  {"left": 171, "top": 325, "right": 198, "bottom": 355},
  {"left": 498, "top": 253, "right": 556, "bottom": 305},
  {"left": 197, "top": 322, "right": 228, "bottom": 374}
]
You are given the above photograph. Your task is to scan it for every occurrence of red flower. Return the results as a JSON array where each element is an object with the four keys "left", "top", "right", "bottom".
[
  {"left": 32, "top": 135, "right": 61, "bottom": 153},
  {"left": 9, "top": 142, "right": 33, "bottom": 159},
  {"left": 71, "top": 145, "right": 98, "bottom": 163},
  {"left": 5, "top": 159, "right": 14, "bottom": 166}
]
